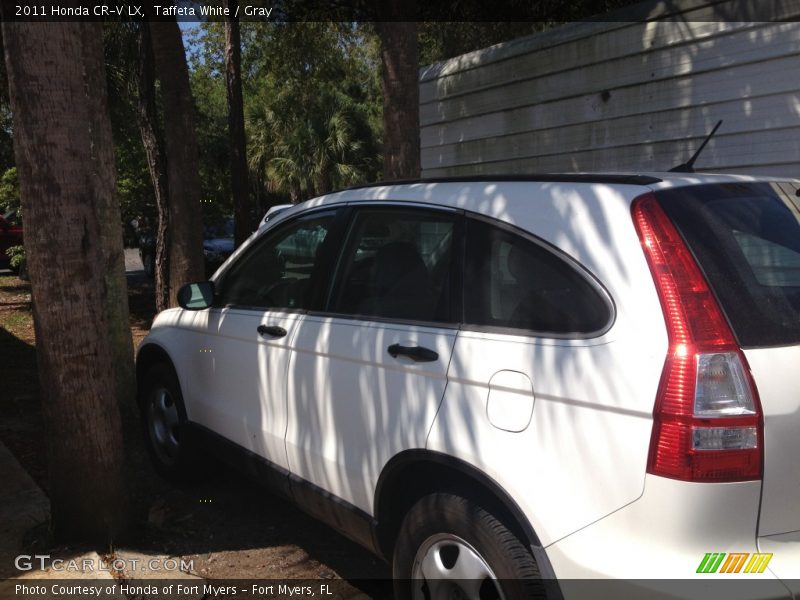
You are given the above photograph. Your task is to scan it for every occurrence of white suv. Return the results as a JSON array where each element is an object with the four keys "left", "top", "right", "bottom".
[{"left": 137, "top": 174, "right": 800, "bottom": 599}]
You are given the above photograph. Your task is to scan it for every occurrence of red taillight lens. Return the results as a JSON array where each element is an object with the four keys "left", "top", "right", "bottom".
[{"left": 632, "top": 194, "right": 763, "bottom": 483}]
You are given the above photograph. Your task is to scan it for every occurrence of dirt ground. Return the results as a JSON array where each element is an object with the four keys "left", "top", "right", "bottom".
[{"left": 0, "top": 265, "right": 391, "bottom": 595}]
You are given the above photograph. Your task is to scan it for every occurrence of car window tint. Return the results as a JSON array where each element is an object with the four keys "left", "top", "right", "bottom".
[
  {"left": 218, "top": 212, "right": 335, "bottom": 310},
  {"left": 657, "top": 182, "right": 800, "bottom": 347},
  {"left": 331, "top": 208, "right": 456, "bottom": 323},
  {"left": 464, "top": 218, "right": 610, "bottom": 334}
]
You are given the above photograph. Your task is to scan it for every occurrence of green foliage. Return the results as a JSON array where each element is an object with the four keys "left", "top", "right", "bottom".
[
  {"left": 418, "top": 2, "right": 639, "bottom": 64},
  {"left": 0, "top": 167, "right": 19, "bottom": 214},
  {"left": 185, "top": 26, "right": 232, "bottom": 223},
  {"left": 0, "top": 29, "right": 15, "bottom": 175},
  {"left": 103, "top": 22, "right": 157, "bottom": 229},
  {"left": 6, "top": 244, "right": 25, "bottom": 269},
  {"left": 419, "top": 22, "right": 543, "bottom": 65},
  {"left": 0, "top": 106, "right": 13, "bottom": 175},
  {"left": 190, "top": 21, "right": 382, "bottom": 205}
]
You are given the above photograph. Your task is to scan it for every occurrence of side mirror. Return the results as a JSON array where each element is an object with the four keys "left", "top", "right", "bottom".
[{"left": 177, "top": 281, "right": 215, "bottom": 310}]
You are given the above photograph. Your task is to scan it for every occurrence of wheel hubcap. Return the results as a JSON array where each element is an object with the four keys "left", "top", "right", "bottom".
[
  {"left": 411, "top": 534, "right": 504, "bottom": 600},
  {"left": 147, "top": 386, "right": 180, "bottom": 465}
]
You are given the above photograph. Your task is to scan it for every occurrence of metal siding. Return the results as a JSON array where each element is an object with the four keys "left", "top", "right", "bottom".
[{"left": 420, "top": 0, "right": 800, "bottom": 177}]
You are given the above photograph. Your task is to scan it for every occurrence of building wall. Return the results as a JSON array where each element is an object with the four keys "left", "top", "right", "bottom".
[{"left": 419, "top": 0, "right": 800, "bottom": 178}]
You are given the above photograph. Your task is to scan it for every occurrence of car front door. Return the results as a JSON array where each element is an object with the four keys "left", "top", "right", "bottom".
[
  {"left": 189, "top": 208, "right": 344, "bottom": 472},
  {"left": 285, "top": 205, "right": 461, "bottom": 513}
]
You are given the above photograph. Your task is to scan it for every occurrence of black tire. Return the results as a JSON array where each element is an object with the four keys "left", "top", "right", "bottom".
[
  {"left": 139, "top": 363, "right": 197, "bottom": 481},
  {"left": 393, "top": 493, "right": 545, "bottom": 600}
]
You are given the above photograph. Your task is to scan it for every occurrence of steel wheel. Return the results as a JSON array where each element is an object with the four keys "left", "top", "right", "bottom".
[
  {"left": 147, "top": 386, "right": 181, "bottom": 465},
  {"left": 139, "top": 362, "right": 199, "bottom": 481},
  {"left": 411, "top": 533, "right": 505, "bottom": 600},
  {"left": 393, "top": 493, "right": 543, "bottom": 600}
]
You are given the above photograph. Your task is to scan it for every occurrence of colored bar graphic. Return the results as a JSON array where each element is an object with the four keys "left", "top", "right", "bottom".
[
  {"left": 697, "top": 553, "right": 714, "bottom": 573},
  {"left": 744, "top": 553, "right": 773, "bottom": 574},
  {"left": 720, "top": 553, "right": 749, "bottom": 573},
  {"left": 697, "top": 553, "right": 726, "bottom": 573},
  {"left": 698, "top": 552, "right": 773, "bottom": 574}
]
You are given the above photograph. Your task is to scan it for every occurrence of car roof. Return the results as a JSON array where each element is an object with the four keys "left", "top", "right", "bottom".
[
  {"left": 294, "top": 172, "right": 796, "bottom": 208},
  {"left": 345, "top": 172, "right": 798, "bottom": 190},
  {"left": 261, "top": 172, "right": 798, "bottom": 236}
]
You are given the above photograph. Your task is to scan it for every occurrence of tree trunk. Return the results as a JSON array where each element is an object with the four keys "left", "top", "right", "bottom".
[
  {"left": 83, "top": 19, "right": 137, "bottom": 427},
  {"left": 1, "top": 20, "right": 130, "bottom": 542},
  {"left": 149, "top": 19, "right": 204, "bottom": 302},
  {"left": 136, "top": 23, "right": 170, "bottom": 312},
  {"left": 223, "top": 0, "right": 251, "bottom": 247},
  {"left": 378, "top": 16, "right": 421, "bottom": 180}
]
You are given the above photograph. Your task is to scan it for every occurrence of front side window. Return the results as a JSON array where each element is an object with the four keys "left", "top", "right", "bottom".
[
  {"left": 464, "top": 218, "right": 611, "bottom": 335},
  {"left": 330, "top": 208, "right": 457, "bottom": 323},
  {"left": 217, "top": 212, "right": 336, "bottom": 310}
]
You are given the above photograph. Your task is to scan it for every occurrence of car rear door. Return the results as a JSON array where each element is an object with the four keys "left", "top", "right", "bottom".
[{"left": 285, "top": 205, "right": 461, "bottom": 513}]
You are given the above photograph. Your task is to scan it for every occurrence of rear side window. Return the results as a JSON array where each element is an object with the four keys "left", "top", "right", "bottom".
[
  {"left": 329, "top": 208, "right": 457, "bottom": 323},
  {"left": 657, "top": 182, "right": 800, "bottom": 348},
  {"left": 464, "top": 218, "right": 611, "bottom": 335}
]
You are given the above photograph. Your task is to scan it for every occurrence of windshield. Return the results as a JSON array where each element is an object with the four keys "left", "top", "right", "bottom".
[{"left": 657, "top": 182, "right": 800, "bottom": 348}]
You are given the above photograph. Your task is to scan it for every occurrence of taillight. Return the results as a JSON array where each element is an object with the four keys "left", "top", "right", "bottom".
[{"left": 632, "top": 194, "right": 763, "bottom": 483}]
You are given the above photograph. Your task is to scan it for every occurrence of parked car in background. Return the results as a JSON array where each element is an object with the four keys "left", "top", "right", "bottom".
[
  {"left": 139, "top": 217, "right": 235, "bottom": 279},
  {"left": 201, "top": 218, "right": 235, "bottom": 276},
  {"left": 136, "top": 174, "right": 800, "bottom": 599},
  {"left": 0, "top": 209, "right": 23, "bottom": 271}
]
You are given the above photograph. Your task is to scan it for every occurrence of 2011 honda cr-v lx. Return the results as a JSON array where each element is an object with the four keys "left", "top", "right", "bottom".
[{"left": 136, "top": 173, "right": 800, "bottom": 600}]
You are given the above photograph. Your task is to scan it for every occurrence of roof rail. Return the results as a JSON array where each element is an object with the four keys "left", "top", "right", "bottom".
[{"left": 341, "top": 174, "right": 662, "bottom": 192}]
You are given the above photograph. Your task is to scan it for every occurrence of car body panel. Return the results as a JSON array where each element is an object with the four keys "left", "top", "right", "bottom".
[
  {"left": 136, "top": 173, "right": 800, "bottom": 587},
  {"left": 286, "top": 314, "right": 457, "bottom": 514},
  {"left": 745, "top": 345, "right": 800, "bottom": 537},
  {"left": 759, "top": 531, "right": 800, "bottom": 593},
  {"left": 428, "top": 332, "right": 660, "bottom": 547}
]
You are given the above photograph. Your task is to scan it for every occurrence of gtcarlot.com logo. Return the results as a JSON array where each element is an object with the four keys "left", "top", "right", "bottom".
[
  {"left": 697, "top": 552, "right": 773, "bottom": 574},
  {"left": 14, "top": 554, "right": 194, "bottom": 573}
]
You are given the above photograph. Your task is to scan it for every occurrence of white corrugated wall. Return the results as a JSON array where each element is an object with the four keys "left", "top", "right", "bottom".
[{"left": 419, "top": 0, "right": 800, "bottom": 178}]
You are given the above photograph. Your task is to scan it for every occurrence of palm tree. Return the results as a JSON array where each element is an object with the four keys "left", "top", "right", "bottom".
[{"left": 248, "top": 89, "right": 378, "bottom": 202}]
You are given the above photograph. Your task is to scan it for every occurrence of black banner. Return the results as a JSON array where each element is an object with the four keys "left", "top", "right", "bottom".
[{"left": 1, "top": 0, "right": 798, "bottom": 23}]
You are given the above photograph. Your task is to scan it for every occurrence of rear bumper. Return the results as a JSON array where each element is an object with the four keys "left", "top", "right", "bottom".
[
  {"left": 543, "top": 475, "right": 793, "bottom": 599},
  {"left": 759, "top": 530, "right": 800, "bottom": 598}
]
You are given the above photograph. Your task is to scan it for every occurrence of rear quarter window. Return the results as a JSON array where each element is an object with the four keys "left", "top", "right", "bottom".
[
  {"left": 463, "top": 217, "right": 612, "bottom": 336},
  {"left": 656, "top": 182, "right": 800, "bottom": 348}
]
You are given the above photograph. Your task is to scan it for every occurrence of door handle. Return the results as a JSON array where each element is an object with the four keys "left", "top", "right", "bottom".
[
  {"left": 387, "top": 344, "right": 439, "bottom": 362},
  {"left": 257, "top": 324, "right": 287, "bottom": 338}
]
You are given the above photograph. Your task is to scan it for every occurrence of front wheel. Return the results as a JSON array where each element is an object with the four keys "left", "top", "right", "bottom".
[
  {"left": 393, "top": 493, "right": 545, "bottom": 600},
  {"left": 139, "top": 363, "right": 196, "bottom": 481}
]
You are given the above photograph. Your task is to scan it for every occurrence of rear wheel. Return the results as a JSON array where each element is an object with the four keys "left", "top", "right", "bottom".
[
  {"left": 393, "top": 493, "right": 545, "bottom": 600},
  {"left": 139, "top": 363, "right": 196, "bottom": 481}
]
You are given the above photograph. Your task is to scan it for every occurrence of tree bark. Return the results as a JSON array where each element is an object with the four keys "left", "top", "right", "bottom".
[
  {"left": 149, "top": 19, "right": 204, "bottom": 302},
  {"left": 223, "top": 0, "right": 251, "bottom": 247},
  {"left": 1, "top": 20, "right": 129, "bottom": 542},
  {"left": 378, "top": 16, "right": 421, "bottom": 180},
  {"left": 136, "top": 23, "right": 170, "bottom": 312},
  {"left": 83, "top": 19, "right": 137, "bottom": 427}
]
